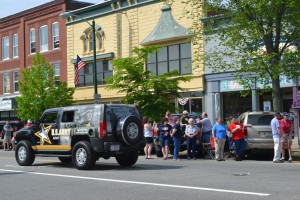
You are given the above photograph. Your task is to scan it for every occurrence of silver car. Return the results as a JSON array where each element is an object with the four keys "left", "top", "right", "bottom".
[{"left": 237, "top": 111, "right": 275, "bottom": 150}]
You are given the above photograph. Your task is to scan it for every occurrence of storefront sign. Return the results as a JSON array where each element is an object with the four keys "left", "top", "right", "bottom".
[
  {"left": 221, "top": 76, "right": 296, "bottom": 92},
  {"left": 220, "top": 80, "right": 244, "bottom": 92},
  {"left": 293, "top": 90, "right": 300, "bottom": 108},
  {"left": 263, "top": 101, "right": 271, "bottom": 111},
  {"left": 0, "top": 99, "right": 12, "bottom": 110}
]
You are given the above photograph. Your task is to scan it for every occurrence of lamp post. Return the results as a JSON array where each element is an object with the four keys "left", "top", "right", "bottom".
[{"left": 60, "top": 12, "right": 101, "bottom": 104}]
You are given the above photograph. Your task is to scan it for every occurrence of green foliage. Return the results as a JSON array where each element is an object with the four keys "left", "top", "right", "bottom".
[
  {"left": 105, "top": 46, "right": 192, "bottom": 122},
  {"left": 203, "top": 0, "right": 300, "bottom": 112},
  {"left": 16, "top": 53, "right": 75, "bottom": 121}
]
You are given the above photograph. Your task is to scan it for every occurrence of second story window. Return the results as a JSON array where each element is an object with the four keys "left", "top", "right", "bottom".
[
  {"left": 39, "top": 25, "right": 48, "bottom": 52},
  {"left": 77, "top": 60, "right": 112, "bottom": 87},
  {"left": 81, "top": 28, "right": 105, "bottom": 53},
  {"left": 13, "top": 34, "right": 18, "bottom": 58},
  {"left": 146, "top": 43, "right": 192, "bottom": 76},
  {"left": 53, "top": 63, "right": 60, "bottom": 85},
  {"left": 3, "top": 72, "right": 10, "bottom": 94},
  {"left": 30, "top": 29, "right": 36, "bottom": 54},
  {"left": 2, "top": 36, "right": 9, "bottom": 60},
  {"left": 13, "top": 71, "right": 19, "bottom": 93},
  {"left": 52, "top": 22, "right": 59, "bottom": 49}
]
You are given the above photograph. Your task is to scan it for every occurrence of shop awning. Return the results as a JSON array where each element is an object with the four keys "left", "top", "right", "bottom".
[{"left": 140, "top": 5, "right": 192, "bottom": 46}]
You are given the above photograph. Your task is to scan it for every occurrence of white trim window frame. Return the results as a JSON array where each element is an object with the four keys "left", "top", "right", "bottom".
[
  {"left": 30, "top": 28, "right": 36, "bottom": 54},
  {"left": 2, "top": 36, "right": 9, "bottom": 60},
  {"left": 53, "top": 62, "right": 60, "bottom": 85},
  {"left": 39, "top": 25, "right": 48, "bottom": 52},
  {"left": 3, "top": 72, "right": 10, "bottom": 94},
  {"left": 13, "top": 33, "right": 18, "bottom": 58},
  {"left": 52, "top": 22, "right": 59, "bottom": 49},
  {"left": 13, "top": 71, "right": 19, "bottom": 93}
]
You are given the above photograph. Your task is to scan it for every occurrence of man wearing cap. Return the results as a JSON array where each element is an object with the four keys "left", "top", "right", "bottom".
[
  {"left": 279, "top": 112, "right": 293, "bottom": 162},
  {"left": 200, "top": 112, "right": 212, "bottom": 143},
  {"left": 180, "top": 110, "right": 189, "bottom": 132},
  {"left": 25, "top": 119, "right": 32, "bottom": 127},
  {"left": 271, "top": 112, "right": 283, "bottom": 163}
]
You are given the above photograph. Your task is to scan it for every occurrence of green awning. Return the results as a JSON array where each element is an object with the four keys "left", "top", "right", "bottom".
[{"left": 141, "top": 5, "right": 192, "bottom": 46}]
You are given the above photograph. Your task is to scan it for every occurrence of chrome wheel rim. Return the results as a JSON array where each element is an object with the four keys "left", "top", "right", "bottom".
[
  {"left": 127, "top": 122, "right": 138, "bottom": 139},
  {"left": 18, "top": 146, "right": 27, "bottom": 161},
  {"left": 76, "top": 148, "right": 87, "bottom": 165}
]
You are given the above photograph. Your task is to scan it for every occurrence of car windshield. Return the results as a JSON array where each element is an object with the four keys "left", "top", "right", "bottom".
[{"left": 248, "top": 115, "right": 274, "bottom": 126}]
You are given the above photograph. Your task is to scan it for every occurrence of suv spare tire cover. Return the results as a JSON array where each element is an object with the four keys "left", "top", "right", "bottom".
[{"left": 116, "top": 116, "right": 143, "bottom": 146}]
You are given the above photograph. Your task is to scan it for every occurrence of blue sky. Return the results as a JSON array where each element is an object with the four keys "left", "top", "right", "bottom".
[{"left": 0, "top": 0, "right": 104, "bottom": 18}]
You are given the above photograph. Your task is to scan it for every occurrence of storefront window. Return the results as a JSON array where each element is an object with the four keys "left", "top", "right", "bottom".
[{"left": 177, "top": 98, "right": 202, "bottom": 114}]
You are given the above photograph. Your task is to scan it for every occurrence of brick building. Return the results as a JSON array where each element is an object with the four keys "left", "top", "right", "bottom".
[{"left": 0, "top": 0, "right": 93, "bottom": 121}]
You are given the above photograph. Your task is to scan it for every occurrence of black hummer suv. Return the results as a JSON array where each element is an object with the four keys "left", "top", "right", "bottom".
[{"left": 14, "top": 104, "right": 143, "bottom": 170}]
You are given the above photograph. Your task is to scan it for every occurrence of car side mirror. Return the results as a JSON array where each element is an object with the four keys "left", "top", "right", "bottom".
[{"left": 34, "top": 120, "right": 40, "bottom": 126}]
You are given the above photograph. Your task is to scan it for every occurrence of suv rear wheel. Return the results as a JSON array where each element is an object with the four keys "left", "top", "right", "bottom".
[
  {"left": 117, "top": 116, "right": 143, "bottom": 146},
  {"left": 15, "top": 140, "right": 35, "bottom": 166},
  {"left": 72, "top": 141, "right": 96, "bottom": 170},
  {"left": 116, "top": 151, "right": 139, "bottom": 166}
]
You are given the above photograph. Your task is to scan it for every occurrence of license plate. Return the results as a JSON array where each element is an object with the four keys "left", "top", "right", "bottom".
[
  {"left": 259, "top": 131, "right": 272, "bottom": 137},
  {"left": 110, "top": 145, "right": 120, "bottom": 151}
]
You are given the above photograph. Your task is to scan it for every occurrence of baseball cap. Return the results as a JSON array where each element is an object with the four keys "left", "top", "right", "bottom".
[
  {"left": 282, "top": 112, "right": 288, "bottom": 116},
  {"left": 183, "top": 110, "right": 189, "bottom": 114}
]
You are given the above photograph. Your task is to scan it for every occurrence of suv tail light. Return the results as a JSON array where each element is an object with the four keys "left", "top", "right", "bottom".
[{"left": 100, "top": 121, "right": 107, "bottom": 138}]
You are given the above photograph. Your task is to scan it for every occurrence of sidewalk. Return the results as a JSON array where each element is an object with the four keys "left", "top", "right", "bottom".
[{"left": 291, "top": 136, "right": 300, "bottom": 161}]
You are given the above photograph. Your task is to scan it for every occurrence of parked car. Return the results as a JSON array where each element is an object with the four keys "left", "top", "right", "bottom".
[
  {"left": 14, "top": 104, "right": 144, "bottom": 170},
  {"left": 170, "top": 113, "right": 201, "bottom": 121},
  {"left": 237, "top": 111, "right": 275, "bottom": 151}
]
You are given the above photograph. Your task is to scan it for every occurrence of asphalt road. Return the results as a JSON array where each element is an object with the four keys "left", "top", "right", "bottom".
[{"left": 0, "top": 150, "right": 300, "bottom": 200}]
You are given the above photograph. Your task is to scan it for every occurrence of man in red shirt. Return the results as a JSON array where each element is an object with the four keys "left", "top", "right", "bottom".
[{"left": 228, "top": 116, "right": 250, "bottom": 161}]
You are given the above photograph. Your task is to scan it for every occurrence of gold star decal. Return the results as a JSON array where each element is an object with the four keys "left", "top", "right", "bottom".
[{"left": 34, "top": 125, "right": 52, "bottom": 145}]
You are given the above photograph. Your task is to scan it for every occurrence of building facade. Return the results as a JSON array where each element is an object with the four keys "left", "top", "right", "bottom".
[
  {"left": 203, "top": 20, "right": 298, "bottom": 124},
  {"left": 62, "top": 0, "right": 204, "bottom": 114},
  {"left": 0, "top": 0, "right": 93, "bottom": 121}
]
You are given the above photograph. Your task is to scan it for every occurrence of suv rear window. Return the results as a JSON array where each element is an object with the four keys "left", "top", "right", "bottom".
[
  {"left": 247, "top": 115, "right": 274, "bottom": 126},
  {"left": 106, "top": 106, "right": 140, "bottom": 119}
]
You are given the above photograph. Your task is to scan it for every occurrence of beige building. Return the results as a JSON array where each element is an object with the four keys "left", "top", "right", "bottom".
[{"left": 62, "top": 0, "right": 204, "bottom": 113}]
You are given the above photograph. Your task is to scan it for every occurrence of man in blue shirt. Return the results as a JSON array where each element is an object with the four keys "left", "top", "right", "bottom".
[
  {"left": 271, "top": 112, "right": 283, "bottom": 163},
  {"left": 171, "top": 119, "right": 183, "bottom": 160}
]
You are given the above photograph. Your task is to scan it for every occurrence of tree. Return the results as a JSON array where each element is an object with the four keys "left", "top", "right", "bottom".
[
  {"left": 105, "top": 46, "right": 192, "bottom": 122},
  {"left": 202, "top": 0, "right": 300, "bottom": 112},
  {"left": 16, "top": 53, "right": 75, "bottom": 121}
]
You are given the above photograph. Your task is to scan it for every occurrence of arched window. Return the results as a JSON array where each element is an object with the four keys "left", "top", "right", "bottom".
[
  {"left": 89, "top": 33, "right": 93, "bottom": 52},
  {"left": 80, "top": 34, "right": 88, "bottom": 52},
  {"left": 81, "top": 27, "right": 105, "bottom": 53}
]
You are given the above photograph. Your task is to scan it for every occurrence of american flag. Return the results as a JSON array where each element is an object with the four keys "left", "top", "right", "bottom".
[{"left": 74, "top": 55, "right": 86, "bottom": 85}]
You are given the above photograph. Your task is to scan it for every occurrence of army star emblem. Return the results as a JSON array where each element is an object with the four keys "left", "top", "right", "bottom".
[{"left": 35, "top": 125, "right": 52, "bottom": 145}]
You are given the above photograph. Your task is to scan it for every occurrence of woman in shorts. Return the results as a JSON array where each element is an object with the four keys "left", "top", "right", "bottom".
[
  {"left": 280, "top": 112, "right": 293, "bottom": 162},
  {"left": 144, "top": 117, "right": 155, "bottom": 159},
  {"left": 156, "top": 117, "right": 172, "bottom": 160}
]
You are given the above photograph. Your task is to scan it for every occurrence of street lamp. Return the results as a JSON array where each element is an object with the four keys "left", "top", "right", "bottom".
[{"left": 60, "top": 12, "right": 101, "bottom": 104}]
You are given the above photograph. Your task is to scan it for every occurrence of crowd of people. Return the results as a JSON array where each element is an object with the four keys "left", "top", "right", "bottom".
[
  {"left": 1, "top": 119, "right": 32, "bottom": 151},
  {"left": 143, "top": 110, "right": 244, "bottom": 161},
  {"left": 143, "top": 110, "right": 294, "bottom": 163}
]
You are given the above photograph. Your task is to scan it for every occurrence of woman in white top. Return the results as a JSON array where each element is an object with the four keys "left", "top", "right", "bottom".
[
  {"left": 144, "top": 117, "right": 155, "bottom": 159},
  {"left": 185, "top": 118, "right": 199, "bottom": 160}
]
